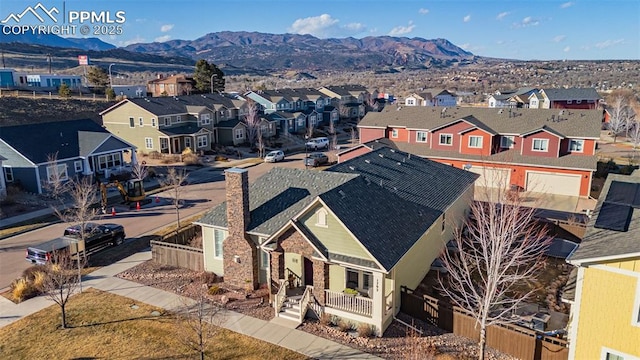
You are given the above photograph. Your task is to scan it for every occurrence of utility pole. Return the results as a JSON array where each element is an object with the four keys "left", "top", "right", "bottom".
[
  {"left": 1, "top": 49, "right": 5, "bottom": 69},
  {"left": 46, "top": 53, "right": 52, "bottom": 74}
]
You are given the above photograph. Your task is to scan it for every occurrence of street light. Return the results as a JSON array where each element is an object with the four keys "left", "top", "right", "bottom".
[
  {"left": 108, "top": 63, "right": 115, "bottom": 88},
  {"left": 304, "top": 134, "right": 309, "bottom": 169},
  {"left": 210, "top": 73, "right": 217, "bottom": 94}
]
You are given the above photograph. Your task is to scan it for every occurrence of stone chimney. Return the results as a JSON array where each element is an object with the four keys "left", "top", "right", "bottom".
[{"left": 223, "top": 168, "right": 258, "bottom": 290}]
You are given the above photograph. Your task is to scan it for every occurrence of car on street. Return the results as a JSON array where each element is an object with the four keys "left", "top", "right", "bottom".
[
  {"left": 305, "top": 137, "right": 329, "bottom": 150},
  {"left": 264, "top": 150, "right": 285, "bottom": 163},
  {"left": 305, "top": 152, "right": 329, "bottom": 167}
]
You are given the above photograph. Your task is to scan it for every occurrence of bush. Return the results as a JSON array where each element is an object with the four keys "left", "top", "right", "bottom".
[
  {"left": 22, "top": 265, "right": 47, "bottom": 281},
  {"left": 149, "top": 151, "right": 162, "bottom": 160},
  {"left": 199, "top": 271, "right": 217, "bottom": 285},
  {"left": 161, "top": 155, "right": 180, "bottom": 164},
  {"left": 11, "top": 278, "right": 37, "bottom": 303},
  {"left": 208, "top": 285, "right": 223, "bottom": 295},
  {"left": 343, "top": 288, "right": 359, "bottom": 296},
  {"left": 337, "top": 319, "right": 352, "bottom": 332},
  {"left": 357, "top": 323, "right": 375, "bottom": 338},
  {"left": 319, "top": 313, "right": 332, "bottom": 326},
  {"left": 182, "top": 153, "right": 201, "bottom": 166}
]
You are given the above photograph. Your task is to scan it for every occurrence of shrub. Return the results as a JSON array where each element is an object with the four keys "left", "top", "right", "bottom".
[
  {"left": 11, "top": 278, "right": 36, "bottom": 303},
  {"left": 357, "top": 323, "right": 375, "bottom": 338},
  {"left": 337, "top": 319, "right": 352, "bottom": 332},
  {"left": 147, "top": 167, "right": 157, "bottom": 178},
  {"left": 319, "top": 312, "right": 332, "bottom": 326},
  {"left": 149, "top": 151, "right": 162, "bottom": 160},
  {"left": 343, "top": 288, "right": 359, "bottom": 295},
  {"left": 161, "top": 155, "right": 180, "bottom": 164},
  {"left": 22, "top": 265, "right": 47, "bottom": 281},
  {"left": 31, "top": 271, "right": 46, "bottom": 292},
  {"left": 182, "top": 153, "right": 201, "bottom": 166},
  {"left": 208, "top": 285, "right": 223, "bottom": 295},
  {"left": 199, "top": 271, "right": 217, "bottom": 284}
]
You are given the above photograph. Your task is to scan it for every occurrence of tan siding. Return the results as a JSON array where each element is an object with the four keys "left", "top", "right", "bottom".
[
  {"left": 329, "top": 264, "right": 345, "bottom": 292},
  {"left": 285, "top": 252, "right": 303, "bottom": 280},
  {"left": 102, "top": 102, "right": 164, "bottom": 152},
  {"left": 202, "top": 227, "right": 224, "bottom": 275}
]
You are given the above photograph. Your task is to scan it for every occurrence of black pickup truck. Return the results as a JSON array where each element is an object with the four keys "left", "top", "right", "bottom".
[{"left": 26, "top": 222, "right": 126, "bottom": 265}]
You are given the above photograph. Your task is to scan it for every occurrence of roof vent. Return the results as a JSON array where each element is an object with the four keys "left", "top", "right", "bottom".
[
  {"left": 498, "top": 109, "right": 503, "bottom": 114},
  {"left": 339, "top": 190, "right": 346, "bottom": 198},
  {"left": 365, "top": 177, "right": 371, "bottom": 185},
  {"left": 348, "top": 166, "right": 355, "bottom": 170},
  {"left": 365, "top": 159, "right": 370, "bottom": 164},
  {"left": 389, "top": 149, "right": 395, "bottom": 153},
  {"left": 397, "top": 162, "right": 401, "bottom": 166},
  {"left": 379, "top": 153, "right": 384, "bottom": 158}
]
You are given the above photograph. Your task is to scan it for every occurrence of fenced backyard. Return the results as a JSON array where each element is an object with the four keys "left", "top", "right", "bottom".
[
  {"left": 400, "top": 286, "right": 569, "bottom": 360},
  {"left": 150, "top": 224, "right": 203, "bottom": 271}
]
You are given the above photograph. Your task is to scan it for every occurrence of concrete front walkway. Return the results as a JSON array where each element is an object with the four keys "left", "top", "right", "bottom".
[{"left": 0, "top": 250, "right": 382, "bottom": 360}]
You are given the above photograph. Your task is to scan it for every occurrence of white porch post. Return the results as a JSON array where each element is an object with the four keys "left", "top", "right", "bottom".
[
  {"left": 130, "top": 148, "right": 138, "bottom": 165},
  {"left": 0, "top": 167, "right": 6, "bottom": 199},
  {"left": 82, "top": 157, "right": 92, "bottom": 175},
  {"left": 372, "top": 271, "right": 384, "bottom": 336}
]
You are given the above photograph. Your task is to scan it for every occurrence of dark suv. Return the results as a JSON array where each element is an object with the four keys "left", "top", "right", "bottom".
[{"left": 304, "top": 152, "right": 329, "bottom": 167}]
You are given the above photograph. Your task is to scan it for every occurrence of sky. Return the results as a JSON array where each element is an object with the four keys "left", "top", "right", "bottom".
[{"left": 1, "top": 0, "right": 639, "bottom": 61}]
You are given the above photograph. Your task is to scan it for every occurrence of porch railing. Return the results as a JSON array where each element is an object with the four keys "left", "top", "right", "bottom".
[
  {"left": 324, "top": 290, "right": 373, "bottom": 317},
  {"left": 274, "top": 279, "right": 287, "bottom": 317},
  {"left": 286, "top": 267, "right": 302, "bottom": 288},
  {"left": 384, "top": 291, "right": 394, "bottom": 316},
  {"left": 299, "top": 285, "right": 313, "bottom": 323}
]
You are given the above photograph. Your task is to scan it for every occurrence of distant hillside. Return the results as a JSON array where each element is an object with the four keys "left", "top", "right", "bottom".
[
  {"left": 124, "top": 31, "right": 476, "bottom": 71},
  {"left": 0, "top": 33, "right": 115, "bottom": 51},
  {"left": 0, "top": 98, "right": 114, "bottom": 126}
]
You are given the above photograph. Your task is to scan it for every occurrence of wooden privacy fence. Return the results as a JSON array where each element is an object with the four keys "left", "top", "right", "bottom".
[
  {"left": 400, "top": 286, "right": 568, "bottom": 360},
  {"left": 150, "top": 225, "right": 203, "bottom": 271}
]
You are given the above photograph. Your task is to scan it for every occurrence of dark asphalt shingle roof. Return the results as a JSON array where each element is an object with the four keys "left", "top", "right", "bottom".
[
  {"left": 568, "top": 172, "right": 640, "bottom": 263},
  {"left": 110, "top": 93, "right": 240, "bottom": 117},
  {"left": 160, "top": 124, "right": 209, "bottom": 136},
  {"left": 541, "top": 88, "right": 601, "bottom": 101},
  {"left": 217, "top": 119, "right": 245, "bottom": 129}
]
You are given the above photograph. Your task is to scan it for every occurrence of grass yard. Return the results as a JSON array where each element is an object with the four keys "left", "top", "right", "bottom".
[{"left": 0, "top": 289, "right": 308, "bottom": 360}]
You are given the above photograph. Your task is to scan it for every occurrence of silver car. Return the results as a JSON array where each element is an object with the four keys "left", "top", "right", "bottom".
[{"left": 264, "top": 150, "right": 285, "bottom": 163}]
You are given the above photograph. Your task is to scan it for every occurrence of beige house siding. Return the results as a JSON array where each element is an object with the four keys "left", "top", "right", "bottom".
[
  {"left": 102, "top": 102, "right": 165, "bottom": 153},
  {"left": 202, "top": 226, "right": 225, "bottom": 275},
  {"left": 328, "top": 264, "right": 346, "bottom": 292},
  {"left": 284, "top": 252, "right": 303, "bottom": 280}
]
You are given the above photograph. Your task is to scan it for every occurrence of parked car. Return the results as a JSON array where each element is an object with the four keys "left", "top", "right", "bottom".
[
  {"left": 264, "top": 150, "right": 285, "bottom": 163},
  {"left": 305, "top": 152, "right": 329, "bottom": 167},
  {"left": 305, "top": 137, "right": 329, "bottom": 150}
]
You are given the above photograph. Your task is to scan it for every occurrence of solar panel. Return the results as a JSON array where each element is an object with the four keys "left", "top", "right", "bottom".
[
  {"left": 594, "top": 202, "right": 633, "bottom": 232},
  {"left": 605, "top": 181, "right": 639, "bottom": 206}
]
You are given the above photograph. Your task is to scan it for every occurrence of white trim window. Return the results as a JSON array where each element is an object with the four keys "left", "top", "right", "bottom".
[
  {"left": 197, "top": 135, "right": 208, "bottom": 148},
  {"left": 468, "top": 135, "right": 483, "bottom": 148},
  {"left": 213, "top": 229, "right": 225, "bottom": 259},
  {"left": 601, "top": 347, "right": 640, "bottom": 360},
  {"left": 632, "top": 277, "right": 640, "bottom": 327},
  {"left": 200, "top": 113, "right": 211, "bottom": 125},
  {"left": 74, "top": 160, "right": 83, "bottom": 173},
  {"left": 139, "top": 117, "right": 144, "bottom": 127},
  {"left": 569, "top": 139, "right": 584, "bottom": 153},
  {"left": 184, "top": 137, "right": 192, "bottom": 149},
  {"left": 439, "top": 133, "right": 453, "bottom": 145},
  {"left": 46, "top": 163, "right": 68, "bottom": 183},
  {"left": 160, "top": 138, "right": 169, "bottom": 150},
  {"left": 4, "top": 167, "right": 14, "bottom": 182},
  {"left": 176, "top": 115, "right": 182, "bottom": 123},
  {"left": 406, "top": 98, "right": 415, "bottom": 106},
  {"left": 164, "top": 117, "right": 170, "bottom": 126},
  {"left": 532, "top": 138, "right": 549, "bottom": 151},
  {"left": 260, "top": 249, "right": 269, "bottom": 270},
  {"left": 145, "top": 137, "right": 153, "bottom": 149},
  {"left": 391, "top": 129, "right": 398, "bottom": 138},
  {"left": 97, "top": 153, "right": 122, "bottom": 171},
  {"left": 416, "top": 131, "right": 428, "bottom": 143},
  {"left": 235, "top": 128, "right": 244, "bottom": 140},
  {"left": 501, "top": 135, "right": 515, "bottom": 148},
  {"left": 346, "top": 269, "right": 373, "bottom": 294},
  {"left": 151, "top": 118, "right": 156, "bottom": 128},
  {"left": 129, "top": 117, "right": 135, "bottom": 128},
  {"left": 316, "top": 208, "right": 328, "bottom": 227}
]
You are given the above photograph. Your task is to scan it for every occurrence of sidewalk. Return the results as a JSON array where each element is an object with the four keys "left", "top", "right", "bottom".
[{"left": 0, "top": 250, "right": 382, "bottom": 360}]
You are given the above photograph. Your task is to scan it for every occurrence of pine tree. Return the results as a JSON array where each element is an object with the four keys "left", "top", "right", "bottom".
[{"left": 193, "top": 59, "right": 225, "bottom": 93}]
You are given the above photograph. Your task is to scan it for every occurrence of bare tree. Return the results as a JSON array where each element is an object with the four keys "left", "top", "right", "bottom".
[
  {"left": 350, "top": 127, "right": 358, "bottom": 145},
  {"left": 256, "top": 123, "right": 265, "bottom": 158},
  {"left": 175, "top": 292, "right": 222, "bottom": 360},
  {"left": 43, "top": 252, "right": 82, "bottom": 329},
  {"left": 630, "top": 119, "right": 640, "bottom": 150},
  {"left": 608, "top": 96, "right": 629, "bottom": 142},
  {"left": 162, "top": 167, "right": 189, "bottom": 234},
  {"left": 43, "top": 152, "right": 71, "bottom": 200},
  {"left": 244, "top": 100, "right": 260, "bottom": 149},
  {"left": 131, "top": 161, "right": 148, "bottom": 181},
  {"left": 437, "top": 184, "right": 550, "bottom": 360}
]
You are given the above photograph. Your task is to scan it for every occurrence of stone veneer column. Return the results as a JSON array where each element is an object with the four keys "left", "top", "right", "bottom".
[
  {"left": 270, "top": 250, "right": 284, "bottom": 294},
  {"left": 223, "top": 168, "right": 258, "bottom": 290},
  {"left": 312, "top": 259, "right": 329, "bottom": 305}
]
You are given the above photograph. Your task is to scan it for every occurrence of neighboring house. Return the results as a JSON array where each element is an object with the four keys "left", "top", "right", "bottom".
[
  {"left": 539, "top": 88, "right": 602, "bottom": 110},
  {"left": 0, "top": 69, "right": 14, "bottom": 87},
  {"left": 318, "top": 85, "right": 368, "bottom": 119},
  {"left": 217, "top": 119, "right": 247, "bottom": 146},
  {"left": 566, "top": 171, "right": 640, "bottom": 359},
  {"left": 405, "top": 89, "right": 457, "bottom": 107},
  {"left": 0, "top": 155, "right": 6, "bottom": 199},
  {"left": 245, "top": 88, "right": 330, "bottom": 114},
  {"left": 487, "top": 87, "right": 538, "bottom": 108},
  {"left": 195, "top": 148, "right": 477, "bottom": 335},
  {"left": 355, "top": 106, "right": 602, "bottom": 198},
  {"left": 146, "top": 74, "right": 195, "bottom": 97},
  {"left": 111, "top": 85, "right": 147, "bottom": 98},
  {"left": 9, "top": 71, "right": 83, "bottom": 89},
  {"left": 0, "top": 119, "right": 136, "bottom": 194}
]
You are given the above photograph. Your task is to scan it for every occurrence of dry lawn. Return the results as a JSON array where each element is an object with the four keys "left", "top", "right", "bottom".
[{"left": 0, "top": 289, "right": 308, "bottom": 360}]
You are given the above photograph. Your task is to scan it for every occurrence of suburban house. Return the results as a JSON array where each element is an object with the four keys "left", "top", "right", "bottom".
[
  {"left": 538, "top": 88, "right": 602, "bottom": 110},
  {"left": 318, "top": 85, "right": 368, "bottom": 119},
  {"left": 354, "top": 106, "right": 602, "bottom": 200},
  {"left": 566, "top": 171, "right": 640, "bottom": 359},
  {"left": 111, "top": 84, "right": 147, "bottom": 99},
  {"left": 404, "top": 89, "right": 457, "bottom": 107},
  {"left": 195, "top": 148, "right": 477, "bottom": 335},
  {"left": 146, "top": 74, "right": 196, "bottom": 97},
  {"left": 217, "top": 119, "right": 247, "bottom": 146},
  {"left": 245, "top": 88, "right": 330, "bottom": 114},
  {"left": 487, "top": 87, "right": 538, "bottom": 108},
  {"left": 0, "top": 119, "right": 136, "bottom": 194},
  {"left": 0, "top": 155, "right": 6, "bottom": 199}
]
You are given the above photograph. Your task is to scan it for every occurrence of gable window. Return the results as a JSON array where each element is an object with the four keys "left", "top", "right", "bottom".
[
  {"left": 468, "top": 136, "right": 483, "bottom": 148},
  {"left": 145, "top": 137, "right": 153, "bottom": 149},
  {"left": 235, "top": 128, "right": 244, "bottom": 139},
  {"left": 213, "top": 229, "right": 225, "bottom": 259},
  {"left": 151, "top": 118, "right": 156, "bottom": 127},
  {"left": 46, "top": 163, "right": 68, "bottom": 183},
  {"left": 569, "top": 139, "right": 584, "bottom": 152},
  {"left": 74, "top": 160, "right": 83, "bottom": 173},
  {"left": 391, "top": 129, "right": 398, "bottom": 138},
  {"left": 176, "top": 115, "right": 182, "bottom": 122},
  {"left": 439, "top": 134, "right": 453, "bottom": 145},
  {"left": 532, "top": 138, "right": 549, "bottom": 152},
  {"left": 316, "top": 208, "right": 328, "bottom": 227},
  {"left": 164, "top": 117, "right": 170, "bottom": 126},
  {"left": 501, "top": 136, "right": 515, "bottom": 148},
  {"left": 416, "top": 131, "right": 428, "bottom": 143},
  {"left": 4, "top": 167, "right": 13, "bottom": 182},
  {"left": 200, "top": 113, "right": 210, "bottom": 125},
  {"left": 129, "top": 117, "right": 135, "bottom": 128},
  {"left": 139, "top": 117, "right": 144, "bottom": 127},
  {"left": 197, "top": 135, "right": 208, "bottom": 148},
  {"left": 406, "top": 98, "right": 415, "bottom": 105}
]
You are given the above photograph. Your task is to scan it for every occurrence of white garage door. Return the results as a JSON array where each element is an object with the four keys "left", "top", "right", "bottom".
[
  {"left": 467, "top": 166, "right": 511, "bottom": 188},
  {"left": 526, "top": 171, "right": 581, "bottom": 196}
]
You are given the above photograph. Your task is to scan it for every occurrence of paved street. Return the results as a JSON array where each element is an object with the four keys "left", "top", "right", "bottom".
[{"left": 0, "top": 154, "right": 309, "bottom": 290}]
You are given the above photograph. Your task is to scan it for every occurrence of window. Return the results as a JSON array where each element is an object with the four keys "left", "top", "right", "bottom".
[
  {"left": 260, "top": 249, "right": 269, "bottom": 269},
  {"left": 235, "top": 128, "right": 244, "bottom": 139},
  {"left": 139, "top": 117, "right": 144, "bottom": 127},
  {"left": 151, "top": 118, "right": 156, "bottom": 127},
  {"left": 197, "top": 135, "right": 208, "bottom": 148},
  {"left": 4, "top": 167, "right": 13, "bottom": 182},
  {"left": 129, "top": 117, "right": 135, "bottom": 128},
  {"left": 145, "top": 137, "right": 153, "bottom": 149},
  {"left": 74, "top": 160, "right": 83, "bottom": 173},
  {"left": 213, "top": 229, "right": 225, "bottom": 259},
  {"left": 260, "top": 124, "right": 268, "bottom": 134},
  {"left": 97, "top": 153, "right": 122, "bottom": 171},
  {"left": 468, "top": 136, "right": 483, "bottom": 148},
  {"left": 569, "top": 139, "right": 584, "bottom": 152},
  {"left": 176, "top": 115, "right": 182, "bottom": 122},
  {"left": 605, "top": 353, "right": 625, "bottom": 360},
  {"left": 46, "top": 163, "right": 68, "bottom": 183},
  {"left": 406, "top": 98, "right": 415, "bottom": 105},
  {"left": 439, "top": 134, "right": 453, "bottom": 145},
  {"left": 316, "top": 208, "right": 328, "bottom": 227},
  {"left": 576, "top": 100, "right": 582, "bottom": 104},
  {"left": 391, "top": 129, "right": 398, "bottom": 138},
  {"left": 416, "top": 131, "right": 428, "bottom": 143},
  {"left": 532, "top": 138, "right": 549, "bottom": 151},
  {"left": 567, "top": 100, "right": 572, "bottom": 104},
  {"left": 346, "top": 269, "right": 373, "bottom": 292},
  {"left": 442, "top": 212, "right": 446, "bottom": 232},
  {"left": 164, "top": 117, "right": 170, "bottom": 126},
  {"left": 160, "top": 138, "right": 169, "bottom": 150},
  {"left": 184, "top": 137, "right": 192, "bottom": 149},
  {"left": 501, "top": 136, "right": 515, "bottom": 148},
  {"left": 200, "top": 113, "right": 210, "bottom": 125},
  {"left": 633, "top": 278, "right": 640, "bottom": 326}
]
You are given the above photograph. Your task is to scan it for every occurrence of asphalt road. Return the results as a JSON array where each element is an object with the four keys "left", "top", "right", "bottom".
[{"left": 0, "top": 154, "right": 309, "bottom": 290}]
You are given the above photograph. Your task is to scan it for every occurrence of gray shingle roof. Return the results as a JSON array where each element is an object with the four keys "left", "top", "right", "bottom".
[
  {"left": 160, "top": 124, "right": 208, "bottom": 136},
  {"left": 115, "top": 93, "right": 240, "bottom": 117},
  {"left": 568, "top": 172, "right": 640, "bottom": 263},
  {"left": 541, "top": 88, "right": 601, "bottom": 101},
  {"left": 359, "top": 106, "right": 602, "bottom": 139}
]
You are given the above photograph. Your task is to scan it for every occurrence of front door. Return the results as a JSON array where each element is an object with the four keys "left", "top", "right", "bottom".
[
  {"left": 304, "top": 258, "right": 313, "bottom": 286},
  {"left": 172, "top": 138, "right": 181, "bottom": 154}
]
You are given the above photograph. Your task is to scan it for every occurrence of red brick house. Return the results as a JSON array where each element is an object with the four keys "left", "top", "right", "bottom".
[
  {"left": 147, "top": 74, "right": 196, "bottom": 97},
  {"left": 352, "top": 106, "right": 603, "bottom": 198}
]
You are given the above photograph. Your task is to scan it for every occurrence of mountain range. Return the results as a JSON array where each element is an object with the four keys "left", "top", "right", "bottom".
[{"left": 0, "top": 31, "right": 477, "bottom": 72}]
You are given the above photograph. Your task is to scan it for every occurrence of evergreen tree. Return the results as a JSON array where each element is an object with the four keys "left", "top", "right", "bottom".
[
  {"left": 87, "top": 66, "right": 109, "bottom": 87},
  {"left": 193, "top": 59, "right": 225, "bottom": 93},
  {"left": 58, "top": 83, "right": 71, "bottom": 98}
]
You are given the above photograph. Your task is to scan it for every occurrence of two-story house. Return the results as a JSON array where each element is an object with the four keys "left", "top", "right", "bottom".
[
  {"left": 245, "top": 88, "right": 330, "bottom": 114},
  {"left": 318, "top": 85, "right": 368, "bottom": 119},
  {"left": 146, "top": 74, "right": 196, "bottom": 97},
  {"left": 195, "top": 148, "right": 478, "bottom": 335},
  {"left": 405, "top": 89, "right": 457, "bottom": 107},
  {"left": 566, "top": 171, "right": 640, "bottom": 359},
  {"left": 353, "top": 106, "right": 602, "bottom": 200},
  {"left": 487, "top": 87, "right": 539, "bottom": 108},
  {"left": 538, "top": 88, "right": 602, "bottom": 110}
]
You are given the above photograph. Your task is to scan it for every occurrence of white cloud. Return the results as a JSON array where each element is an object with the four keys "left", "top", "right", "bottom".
[
  {"left": 563, "top": 46, "right": 571, "bottom": 52},
  {"left": 460, "top": 43, "right": 470, "bottom": 50},
  {"left": 513, "top": 16, "right": 540, "bottom": 28},
  {"left": 343, "top": 22, "right": 364, "bottom": 32},
  {"left": 155, "top": 35, "right": 171, "bottom": 42},
  {"left": 496, "top": 40, "right": 505, "bottom": 45},
  {"left": 388, "top": 21, "right": 415, "bottom": 36},
  {"left": 288, "top": 14, "right": 338, "bottom": 37},
  {"left": 553, "top": 35, "right": 566, "bottom": 43},
  {"left": 160, "top": 24, "right": 174, "bottom": 33},
  {"left": 463, "top": 15, "right": 471, "bottom": 23},
  {"left": 118, "top": 35, "right": 145, "bottom": 47},
  {"left": 595, "top": 39, "right": 624, "bottom": 49},
  {"left": 560, "top": 2, "right": 574, "bottom": 9},
  {"left": 418, "top": 8, "right": 429, "bottom": 15},
  {"left": 496, "top": 11, "right": 510, "bottom": 20}
]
